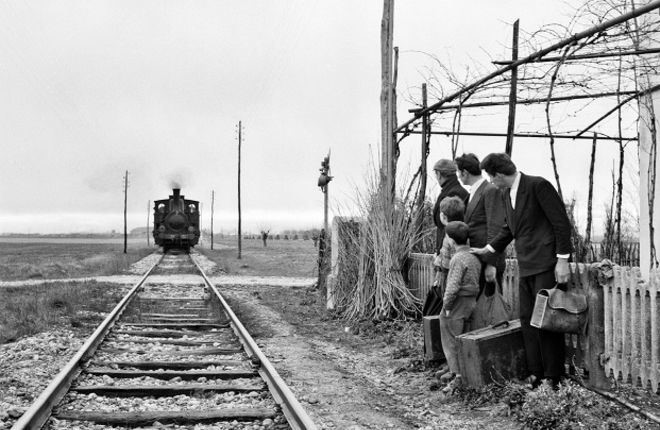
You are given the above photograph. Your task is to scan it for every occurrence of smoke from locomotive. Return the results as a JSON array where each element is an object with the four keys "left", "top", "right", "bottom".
[{"left": 153, "top": 188, "right": 200, "bottom": 252}]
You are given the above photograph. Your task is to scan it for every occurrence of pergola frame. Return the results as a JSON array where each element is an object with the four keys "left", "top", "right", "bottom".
[{"left": 388, "top": 0, "right": 660, "bottom": 266}]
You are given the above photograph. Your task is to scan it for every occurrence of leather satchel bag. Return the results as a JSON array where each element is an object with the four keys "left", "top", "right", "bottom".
[{"left": 530, "top": 286, "right": 588, "bottom": 334}]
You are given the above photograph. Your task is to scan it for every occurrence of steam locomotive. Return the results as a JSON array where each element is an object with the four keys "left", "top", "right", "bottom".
[{"left": 153, "top": 188, "right": 200, "bottom": 252}]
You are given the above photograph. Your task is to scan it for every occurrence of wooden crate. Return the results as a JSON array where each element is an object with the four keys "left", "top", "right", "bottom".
[{"left": 457, "top": 319, "right": 527, "bottom": 387}]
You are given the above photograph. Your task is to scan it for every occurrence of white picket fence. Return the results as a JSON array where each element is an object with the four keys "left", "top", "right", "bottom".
[
  {"left": 407, "top": 253, "right": 660, "bottom": 391},
  {"left": 604, "top": 266, "right": 660, "bottom": 392}
]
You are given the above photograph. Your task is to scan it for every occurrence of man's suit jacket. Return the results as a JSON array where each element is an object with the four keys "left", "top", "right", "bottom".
[
  {"left": 433, "top": 175, "right": 469, "bottom": 253},
  {"left": 465, "top": 180, "right": 505, "bottom": 268},
  {"left": 490, "top": 173, "right": 572, "bottom": 277}
]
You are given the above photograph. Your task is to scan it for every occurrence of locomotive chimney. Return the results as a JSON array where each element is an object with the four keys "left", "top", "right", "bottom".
[{"left": 173, "top": 188, "right": 181, "bottom": 199}]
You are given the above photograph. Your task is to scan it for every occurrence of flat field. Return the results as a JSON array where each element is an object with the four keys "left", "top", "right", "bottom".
[
  {"left": 197, "top": 237, "right": 319, "bottom": 277},
  {"left": 0, "top": 241, "right": 154, "bottom": 281}
]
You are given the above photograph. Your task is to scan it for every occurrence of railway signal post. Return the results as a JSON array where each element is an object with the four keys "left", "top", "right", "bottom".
[{"left": 317, "top": 153, "right": 333, "bottom": 284}]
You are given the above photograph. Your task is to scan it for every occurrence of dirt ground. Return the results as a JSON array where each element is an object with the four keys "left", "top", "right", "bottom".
[
  {"left": 220, "top": 282, "right": 521, "bottom": 430},
  {"left": 2, "top": 245, "right": 658, "bottom": 429}
]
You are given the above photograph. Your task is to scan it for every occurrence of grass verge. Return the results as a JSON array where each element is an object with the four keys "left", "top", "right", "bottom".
[
  {"left": 0, "top": 281, "right": 126, "bottom": 344},
  {"left": 0, "top": 243, "right": 154, "bottom": 280},
  {"left": 197, "top": 238, "right": 317, "bottom": 277}
]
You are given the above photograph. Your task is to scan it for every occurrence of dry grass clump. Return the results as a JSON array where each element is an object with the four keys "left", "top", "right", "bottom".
[
  {"left": 334, "top": 173, "right": 433, "bottom": 321},
  {"left": 0, "top": 281, "right": 124, "bottom": 343}
]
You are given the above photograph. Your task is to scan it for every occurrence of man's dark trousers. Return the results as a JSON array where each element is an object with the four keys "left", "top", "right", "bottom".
[{"left": 518, "top": 269, "right": 565, "bottom": 379}]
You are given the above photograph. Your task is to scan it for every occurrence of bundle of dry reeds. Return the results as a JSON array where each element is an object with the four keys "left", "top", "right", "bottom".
[{"left": 334, "top": 174, "right": 432, "bottom": 321}]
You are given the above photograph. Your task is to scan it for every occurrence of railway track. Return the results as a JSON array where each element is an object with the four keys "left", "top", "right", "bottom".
[{"left": 12, "top": 252, "right": 316, "bottom": 430}]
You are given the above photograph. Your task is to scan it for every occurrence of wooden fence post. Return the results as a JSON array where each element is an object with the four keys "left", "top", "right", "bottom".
[{"left": 586, "top": 265, "right": 610, "bottom": 389}]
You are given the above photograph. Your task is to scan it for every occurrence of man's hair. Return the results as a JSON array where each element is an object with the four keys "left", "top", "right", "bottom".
[
  {"left": 438, "top": 196, "right": 465, "bottom": 222},
  {"left": 455, "top": 153, "right": 481, "bottom": 176},
  {"left": 445, "top": 221, "right": 470, "bottom": 245},
  {"left": 480, "top": 153, "right": 517, "bottom": 176}
]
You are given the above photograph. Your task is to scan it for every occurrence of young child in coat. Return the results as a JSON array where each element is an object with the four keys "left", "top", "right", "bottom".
[
  {"left": 433, "top": 196, "right": 466, "bottom": 293},
  {"left": 439, "top": 221, "right": 482, "bottom": 392}
]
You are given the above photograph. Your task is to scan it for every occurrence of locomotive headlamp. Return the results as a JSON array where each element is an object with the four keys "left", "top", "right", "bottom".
[
  {"left": 158, "top": 225, "right": 166, "bottom": 232},
  {"left": 188, "top": 226, "right": 195, "bottom": 232}
]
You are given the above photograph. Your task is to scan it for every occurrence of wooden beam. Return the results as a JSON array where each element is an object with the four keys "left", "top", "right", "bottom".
[
  {"left": 399, "top": 129, "right": 637, "bottom": 141},
  {"left": 138, "top": 318, "right": 218, "bottom": 323},
  {"left": 493, "top": 47, "right": 660, "bottom": 65},
  {"left": 120, "top": 322, "right": 229, "bottom": 329},
  {"left": 140, "top": 313, "right": 202, "bottom": 318},
  {"left": 85, "top": 368, "right": 257, "bottom": 379},
  {"left": 71, "top": 383, "right": 264, "bottom": 397},
  {"left": 112, "top": 329, "right": 231, "bottom": 337},
  {"left": 92, "top": 360, "right": 247, "bottom": 369},
  {"left": 407, "top": 90, "right": 639, "bottom": 112},
  {"left": 104, "top": 338, "right": 235, "bottom": 346},
  {"left": 54, "top": 408, "right": 277, "bottom": 425},
  {"left": 98, "top": 347, "right": 242, "bottom": 355}
]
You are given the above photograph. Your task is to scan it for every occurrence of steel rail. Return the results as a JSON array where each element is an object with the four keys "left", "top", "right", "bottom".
[
  {"left": 191, "top": 257, "right": 317, "bottom": 430},
  {"left": 11, "top": 254, "right": 163, "bottom": 430}
]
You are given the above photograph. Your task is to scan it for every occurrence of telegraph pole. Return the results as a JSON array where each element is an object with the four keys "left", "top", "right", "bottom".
[
  {"left": 210, "top": 190, "right": 215, "bottom": 250},
  {"left": 505, "top": 19, "right": 519, "bottom": 156},
  {"left": 123, "top": 170, "right": 129, "bottom": 254},
  {"left": 147, "top": 200, "right": 150, "bottom": 246},
  {"left": 380, "top": 0, "right": 395, "bottom": 202},
  {"left": 237, "top": 121, "right": 243, "bottom": 259}
]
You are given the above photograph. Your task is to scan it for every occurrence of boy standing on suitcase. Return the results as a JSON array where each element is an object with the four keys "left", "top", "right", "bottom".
[{"left": 439, "top": 221, "right": 482, "bottom": 391}]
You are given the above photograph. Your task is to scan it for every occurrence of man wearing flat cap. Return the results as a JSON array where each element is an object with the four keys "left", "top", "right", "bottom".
[{"left": 432, "top": 158, "right": 469, "bottom": 259}]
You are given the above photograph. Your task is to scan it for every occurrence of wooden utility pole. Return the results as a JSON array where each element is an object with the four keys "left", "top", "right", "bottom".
[
  {"left": 146, "top": 200, "right": 150, "bottom": 246},
  {"left": 585, "top": 133, "right": 597, "bottom": 249},
  {"left": 123, "top": 170, "right": 128, "bottom": 254},
  {"left": 210, "top": 190, "right": 215, "bottom": 250},
  {"left": 237, "top": 121, "right": 242, "bottom": 259},
  {"left": 418, "top": 83, "right": 429, "bottom": 210},
  {"left": 380, "top": 0, "right": 395, "bottom": 202},
  {"left": 505, "top": 19, "right": 519, "bottom": 156}
]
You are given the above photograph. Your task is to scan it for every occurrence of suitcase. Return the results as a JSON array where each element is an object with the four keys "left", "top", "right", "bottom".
[
  {"left": 457, "top": 319, "right": 527, "bottom": 387},
  {"left": 423, "top": 315, "right": 445, "bottom": 361}
]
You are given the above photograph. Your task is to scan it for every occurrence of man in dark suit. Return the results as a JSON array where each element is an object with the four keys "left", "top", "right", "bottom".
[
  {"left": 432, "top": 159, "right": 469, "bottom": 255},
  {"left": 455, "top": 153, "right": 506, "bottom": 293},
  {"left": 472, "top": 153, "right": 572, "bottom": 386}
]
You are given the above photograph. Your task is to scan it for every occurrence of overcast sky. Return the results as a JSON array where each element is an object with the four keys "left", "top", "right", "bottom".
[{"left": 0, "top": 1, "right": 638, "bottom": 234}]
